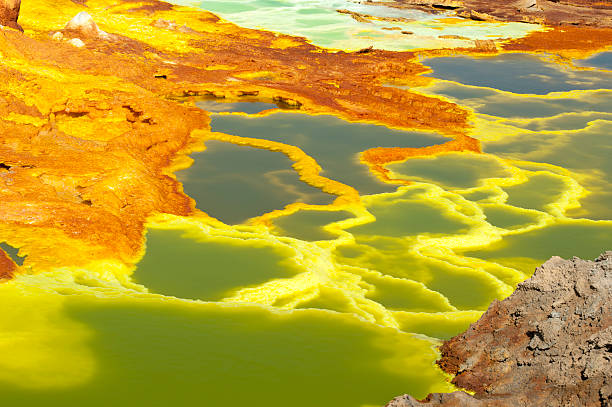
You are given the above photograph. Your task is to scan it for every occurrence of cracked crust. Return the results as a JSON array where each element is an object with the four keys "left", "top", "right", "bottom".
[{"left": 388, "top": 252, "right": 612, "bottom": 407}]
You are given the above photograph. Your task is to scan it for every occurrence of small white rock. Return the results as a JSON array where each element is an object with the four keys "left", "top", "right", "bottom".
[
  {"left": 68, "top": 38, "right": 86, "bottom": 48},
  {"left": 51, "top": 31, "right": 64, "bottom": 41},
  {"left": 66, "top": 11, "right": 96, "bottom": 30},
  {"left": 65, "top": 11, "right": 101, "bottom": 38}
]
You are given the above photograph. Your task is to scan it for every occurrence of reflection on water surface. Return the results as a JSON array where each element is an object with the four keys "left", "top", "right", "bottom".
[
  {"left": 177, "top": 140, "right": 334, "bottom": 224},
  {"left": 0, "top": 242, "right": 24, "bottom": 266},
  {"left": 195, "top": 100, "right": 280, "bottom": 114},
  {"left": 576, "top": 51, "right": 612, "bottom": 71},
  {"left": 210, "top": 112, "right": 448, "bottom": 195},
  {"left": 424, "top": 53, "right": 612, "bottom": 94}
]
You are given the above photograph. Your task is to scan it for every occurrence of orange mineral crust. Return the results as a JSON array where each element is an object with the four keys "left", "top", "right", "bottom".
[
  {"left": 503, "top": 26, "right": 612, "bottom": 58},
  {"left": 360, "top": 136, "right": 481, "bottom": 184},
  {"left": 14, "top": 0, "right": 469, "bottom": 135},
  {"left": 0, "top": 249, "right": 17, "bottom": 280},
  {"left": 0, "top": 85, "right": 207, "bottom": 270},
  {"left": 0, "top": 0, "right": 473, "bottom": 277}
]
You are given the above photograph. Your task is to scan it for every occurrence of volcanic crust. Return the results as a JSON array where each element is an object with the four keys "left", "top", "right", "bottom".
[
  {"left": 0, "top": 0, "right": 477, "bottom": 278},
  {"left": 379, "top": 0, "right": 612, "bottom": 28},
  {"left": 387, "top": 252, "right": 612, "bottom": 406}
]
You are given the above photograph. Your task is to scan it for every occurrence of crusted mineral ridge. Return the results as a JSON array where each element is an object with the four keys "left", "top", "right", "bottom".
[
  {"left": 387, "top": 252, "right": 612, "bottom": 407},
  {"left": 380, "top": 0, "right": 612, "bottom": 28}
]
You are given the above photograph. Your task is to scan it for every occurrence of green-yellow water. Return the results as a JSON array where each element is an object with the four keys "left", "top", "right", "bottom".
[
  {"left": 177, "top": 140, "right": 335, "bottom": 224},
  {"left": 0, "top": 290, "right": 453, "bottom": 406}
]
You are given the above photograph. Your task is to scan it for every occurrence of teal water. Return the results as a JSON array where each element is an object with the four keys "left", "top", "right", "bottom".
[
  {"left": 576, "top": 51, "right": 612, "bottom": 71},
  {"left": 169, "top": 0, "right": 538, "bottom": 51},
  {"left": 177, "top": 140, "right": 334, "bottom": 224},
  {"left": 423, "top": 54, "right": 612, "bottom": 94},
  {"left": 210, "top": 112, "right": 448, "bottom": 195}
]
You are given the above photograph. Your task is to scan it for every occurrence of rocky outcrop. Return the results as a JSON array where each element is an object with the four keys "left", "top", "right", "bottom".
[
  {"left": 388, "top": 252, "right": 612, "bottom": 407},
  {"left": 380, "top": 0, "right": 612, "bottom": 28},
  {"left": 0, "top": 0, "right": 22, "bottom": 31},
  {"left": 0, "top": 249, "right": 17, "bottom": 280},
  {"left": 388, "top": 392, "right": 483, "bottom": 406}
]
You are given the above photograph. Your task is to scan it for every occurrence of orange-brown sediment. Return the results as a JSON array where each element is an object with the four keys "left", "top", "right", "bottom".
[
  {"left": 503, "top": 26, "right": 612, "bottom": 58},
  {"left": 360, "top": 136, "right": 481, "bottom": 184},
  {"left": 0, "top": 249, "right": 17, "bottom": 280}
]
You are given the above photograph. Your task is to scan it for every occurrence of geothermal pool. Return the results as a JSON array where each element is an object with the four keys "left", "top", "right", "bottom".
[
  {"left": 171, "top": 0, "right": 541, "bottom": 50},
  {"left": 2, "top": 1, "right": 612, "bottom": 406}
]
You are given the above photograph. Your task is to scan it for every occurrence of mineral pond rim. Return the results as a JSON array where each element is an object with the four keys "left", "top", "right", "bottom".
[{"left": 0, "top": 0, "right": 611, "bottom": 406}]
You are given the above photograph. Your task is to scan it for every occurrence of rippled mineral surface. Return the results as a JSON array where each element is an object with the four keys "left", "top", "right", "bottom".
[{"left": 0, "top": 0, "right": 611, "bottom": 406}]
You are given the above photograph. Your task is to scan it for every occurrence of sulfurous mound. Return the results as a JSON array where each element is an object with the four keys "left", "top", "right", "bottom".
[{"left": 388, "top": 252, "right": 612, "bottom": 407}]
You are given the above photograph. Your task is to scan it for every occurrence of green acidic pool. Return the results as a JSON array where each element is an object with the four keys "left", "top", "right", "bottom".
[
  {"left": 423, "top": 53, "right": 612, "bottom": 94},
  {"left": 134, "top": 229, "right": 302, "bottom": 300},
  {"left": 177, "top": 140, "right": 335, "bottom": 224},
  {"left": 169, "top": 0, "right": 540, "bottom": 51},
  {"left": 209, "top": 112, "right": 448, "bottom": 195},
  {"left": 0, "top": 294, "right": 455, "bottom": 407}
]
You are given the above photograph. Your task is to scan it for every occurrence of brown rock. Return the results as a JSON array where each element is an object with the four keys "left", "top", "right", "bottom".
[
  {"left": 378, "top": 0, "right": 612, "bottom": 28},
  {"left": 0, "top": 248, "right": 17, "bottom": 280},
  {"left": 0, "top": 0, "right": 22, "bottom": 31},
  {"left": 387, "top": 252, "right": 612, "bottom": 406},
  {"left": 386, "top": 392, "right": 484, "bottom": 406}
]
